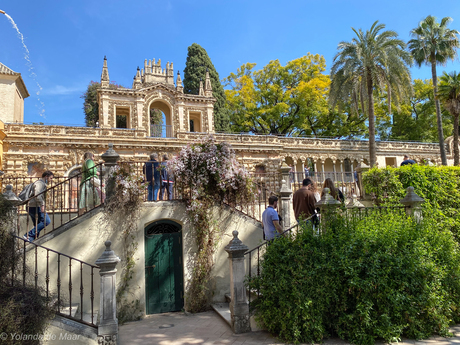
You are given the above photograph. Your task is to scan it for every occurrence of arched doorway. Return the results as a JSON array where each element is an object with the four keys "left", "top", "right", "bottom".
[
  {"left": 144, "top": 219, "right": 184, "bottom": 314},
  {"left": 149, "top": 100, "right": 173, "bottom": 138}
]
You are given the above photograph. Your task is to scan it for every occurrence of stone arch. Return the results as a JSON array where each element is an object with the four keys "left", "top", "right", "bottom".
[{"left": 147, "top": 98, "right": 173, "bottom": 138}]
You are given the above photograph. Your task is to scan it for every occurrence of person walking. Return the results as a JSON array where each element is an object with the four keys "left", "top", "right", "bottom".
[
  {"left": 23, "top": 170, "right": 54, "bottom": 242},
  {"left": 143, "top": 153, "right": 161, "bottom": 201},
  {"left": 79, "top": 152, "right": 101, "bottom": 215},
  {"left": 262, "top": 196, "right": 283, "bottom": 241},
  {"left": 293, "top": 178, "right": 317, "bottom": 224},
  {"left": 159, "top": 154, "right": 174, "bottom": 200}
]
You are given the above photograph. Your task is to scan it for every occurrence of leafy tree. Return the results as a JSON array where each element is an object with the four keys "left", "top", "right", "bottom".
[
  {"left": 375, "top": 79, "right": 451, "bottom": 142},
  {"left": 330, "top": 21, "right": 412, "bottom": 167},
  {"left": 438, "top": 71, "right": 460, "bottom": 165},
  {"left": 183, "top": 43, "right": 230, "bottom": 132},
  {"left": 81, "top": 81, "right": 122, "bottom": 127},
  {"left": 408, "top": 15, "right": 460, "bottom": 166},
  {"left": 224, "top": 54, "right": 338, "bottom": 136}
]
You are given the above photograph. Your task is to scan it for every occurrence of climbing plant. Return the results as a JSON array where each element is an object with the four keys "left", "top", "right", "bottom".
[
  {"left": 102, "top": 163, "right": 147, "bottom": 323},
  {"left": 169, "top": 135, "right": 255, "bottom": 312}
]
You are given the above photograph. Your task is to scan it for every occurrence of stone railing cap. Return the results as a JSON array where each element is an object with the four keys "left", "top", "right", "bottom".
[
  {"left": 315, "top": 187, "right": 342, "bottom": 207},
  {"left": 225, "top": 231, "right": 248, "bottom": 253},
  {"left": 95, "top": 240, "right": 121, "bottom": 266},
  {"left": 2, "top": 184, "right": 22, "bottom": 204},
  {"left": 400, "top": 186, "right": 425, "bottom": 205}
]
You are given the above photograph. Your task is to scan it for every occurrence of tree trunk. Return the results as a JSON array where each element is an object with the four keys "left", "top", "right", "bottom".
[
  {"left": 454, "top": 113, "right": 459, "bottom": 166},
  {"left": 432, "top": 61, "right": 448, "bottom": 165},
  {"left": 367, "top": 73, "right": 376, "bottom": 167}
]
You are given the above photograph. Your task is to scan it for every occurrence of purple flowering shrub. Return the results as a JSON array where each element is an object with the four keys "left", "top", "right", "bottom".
[{"left": 168, "top": 135, "right": 255, "bottom": 312}]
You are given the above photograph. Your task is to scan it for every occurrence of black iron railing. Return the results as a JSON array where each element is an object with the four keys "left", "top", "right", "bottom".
[
  {"left": 13, "top": 235, "right": 99, "bottom": 327},
  {"left": 15, "top": 163, "right": 104, "bottom": 241}
]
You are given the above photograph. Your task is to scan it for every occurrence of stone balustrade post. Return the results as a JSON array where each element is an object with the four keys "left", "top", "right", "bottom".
[
  {"left": 315, "top": 187, "right": 341, "bottom": 233},
  {"left": 279, "top": 179, "right": 292, "bottom": 229},
  {"left": 224, "top": 231, "right": 251, "bottom": 334},
  {"left": 2, "top": 184, "right": 22, "bottom": 234},
  {"left": 355, "top": 160, "right": 370, "bottom": 200},
  {"left": 96, "top": 240, "right": 120, "bottom": 344},
  {"left": 101, "top": 143, "right": 120, "bottom": 201},
  {"left": 399, "top": 186, "right": 425, "bottom": 223}
]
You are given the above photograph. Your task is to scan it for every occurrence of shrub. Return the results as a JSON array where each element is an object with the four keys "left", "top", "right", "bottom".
[
  {"left": 249, "top": 211, "right": 460, "bottom": 344},
  {"left": 0, "top": 194, "right": 55, "bottom": 344},
  {"left": 363, "top": 165, "right": 460, "bottom": 241}
]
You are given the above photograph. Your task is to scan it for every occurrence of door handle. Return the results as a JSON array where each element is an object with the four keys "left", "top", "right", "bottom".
[{"left": 145, "top": 265, "right": 156, "bottom": 274}]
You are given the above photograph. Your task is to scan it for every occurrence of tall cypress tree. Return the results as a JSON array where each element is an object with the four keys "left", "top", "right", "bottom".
[{"left": 183, "top": 43, "right": 230, "bottom": 132}]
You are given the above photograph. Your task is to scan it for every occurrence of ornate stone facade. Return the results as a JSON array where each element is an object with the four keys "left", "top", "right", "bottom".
[{"left": 0, "top": 56, "right": 456, "bottom": 181}]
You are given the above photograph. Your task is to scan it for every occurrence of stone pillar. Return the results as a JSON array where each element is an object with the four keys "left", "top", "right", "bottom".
[
  {"left": 399, "top": 186, "right": 425, "bottom": 223},
  {"left": 279, "top": 179, "right": 292, "bottom": 229},
  {"left": 101, "top": 143, "right": 120, "bottom": 201},
  {"left": 278, "top": 163, "right": 292, "bottom": 228},
  {"left": 315, "top": 187, "right": 341, "bottom": 233},
  {"left": 355, "top": 160, "right": 370, "bottom": 200},
  {"left": 96, "top": 240, "right": 120, "bottom": 344},
  {"left": 2, "top": 185, "right": 22, "bottom": 235},
  {"left": 224, "top": 231, "right": 250, "bottom": 334}
]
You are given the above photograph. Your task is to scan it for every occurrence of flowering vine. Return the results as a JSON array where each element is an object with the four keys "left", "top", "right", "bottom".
[{"left": 169, "top": 135, "right": 255, "bottom": 312}]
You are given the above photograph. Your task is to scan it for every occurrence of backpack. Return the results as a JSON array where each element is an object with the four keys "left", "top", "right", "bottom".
[{"left": 18, "top": 181, "right": 36, "bottom": 201}]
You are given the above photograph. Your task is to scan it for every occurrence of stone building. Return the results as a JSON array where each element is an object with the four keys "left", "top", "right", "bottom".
[{"left": 0, "top": 57, "right": 455, "bottom": 182}]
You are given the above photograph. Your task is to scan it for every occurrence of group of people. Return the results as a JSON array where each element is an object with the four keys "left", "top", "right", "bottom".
[
  {"left": 23, "top": 151, "right": 102, "bottom": 242},
  {"left": 143, "top": 153, "right": 174, "bottom": 201},
  {"left": 262, "top": 177, "right": 345, "bottom": 241}
]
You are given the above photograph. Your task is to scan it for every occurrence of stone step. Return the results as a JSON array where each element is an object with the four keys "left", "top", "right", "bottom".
[{"left": 211, "top": 303, "right": 231, "bottom": 328}]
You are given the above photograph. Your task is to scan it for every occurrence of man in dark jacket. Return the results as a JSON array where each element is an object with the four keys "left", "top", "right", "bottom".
[
  {"left": 143, "top": 153, "right": 161, "bottom": 201},
  {"left": 401, "top": 155, "right": 416, "bottom": 166},
  {"left": 292, "top": 178, "right": 316, "bottom": 224}
]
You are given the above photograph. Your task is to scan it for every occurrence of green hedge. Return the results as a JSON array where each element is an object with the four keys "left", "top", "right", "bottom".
[
  {"left": 363, "top": 165, "right": 460, "bottom": 241},
  {"left": 250, "top": 212, "right": 460, "bottom": 344}
]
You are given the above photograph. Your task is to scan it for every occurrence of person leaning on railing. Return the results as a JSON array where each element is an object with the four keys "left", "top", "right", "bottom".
[
  {"left": 23, "top": 170, "right": 54, "bottom": 242},
  {"left": 159, "top": 154, "right": 174, "bottom": 200},
  {"left": 79, "top": 152, "right": 101, "bottom": 216}
]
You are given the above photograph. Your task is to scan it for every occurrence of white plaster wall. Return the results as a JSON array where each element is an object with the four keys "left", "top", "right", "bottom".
[
  {"left": 25, "top": 201, "right": 264, "bottom": 318},
  {"left": 0, "top": 79, "right": 16, "bottom": 123}
]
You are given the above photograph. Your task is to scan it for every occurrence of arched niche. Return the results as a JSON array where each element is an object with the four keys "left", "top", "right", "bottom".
[{"left": 148, "top": 99, "right": 173, "bottom": 138}]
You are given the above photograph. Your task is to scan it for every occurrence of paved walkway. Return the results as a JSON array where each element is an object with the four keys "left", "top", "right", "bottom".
[{"left": 119, "top": 311, "right": 460, "bottom": 345}]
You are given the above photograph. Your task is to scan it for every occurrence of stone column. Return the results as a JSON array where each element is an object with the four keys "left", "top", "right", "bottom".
[
  {"left": 2, "top": 185, "right": 22, "bottom": 235},
  {"left": 279, "top": 179, "right": 292, "bottom": 229},
  {"left": 224, "top": 231, "right": 250, "bottom": 334},
  {"left": 399, "top": 186, "right": 425, "bottom": 223},
  {"left": 278, "top": 163, "right": 292, "bottom": 228},
  {"left": 101, "top": 143, "right": 120, "bottom": 201},
  {"left": 355, "top": 160, "right": 370, "bottom": 200},
  {"left": 96, "top": 240, "right": 120, "bottom": 344},
  {"left": 315, "top": 187, "right": 341, "bottom": 233}
]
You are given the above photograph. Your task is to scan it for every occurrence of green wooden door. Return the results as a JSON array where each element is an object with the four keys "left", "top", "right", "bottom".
[{"left": 145, "top": 221, "right": 184, "bottom": 314}]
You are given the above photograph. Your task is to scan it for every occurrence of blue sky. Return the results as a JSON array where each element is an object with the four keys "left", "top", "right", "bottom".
[{"left": 1, "top": 0, "right": 460, "bottom": 125}]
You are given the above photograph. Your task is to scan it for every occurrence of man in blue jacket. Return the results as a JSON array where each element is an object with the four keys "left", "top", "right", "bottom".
[{"left": 143, "top": 153, "right": 161, "bottom": 201}]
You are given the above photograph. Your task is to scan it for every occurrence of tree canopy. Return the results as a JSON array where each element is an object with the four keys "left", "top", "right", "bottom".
[
  {"left": 330, "top": 21, "right": 412, "bottom": 167},
  {"left": 408, "top": 15, "right": 460, "bottom": 165},
  {"left": 224, "top": 54, "right": 338, "bottom": 136},
  {"left": 183, "top": 43, "right": 230, "bottom": 132},
  {"left": 81, "top": 81, "right": 122, "bottom": 127}
]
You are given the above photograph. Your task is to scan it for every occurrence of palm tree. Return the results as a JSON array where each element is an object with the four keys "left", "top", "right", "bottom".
[
  {"left": 437, "top": 71, "right": 460, "bottom": 165},
  {"left": 408, "top": 15, "right": 460, "bottom": 166},
  {"left": 330, "top": 21, "right": 412, "bottom": 167}
]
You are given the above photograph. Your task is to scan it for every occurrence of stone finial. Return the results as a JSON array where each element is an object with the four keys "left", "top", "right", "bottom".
[
  {"left": 101, "top": 56, "right": 110, "bottom": 88},
  {"left": 315, "top": 187, "right": 341, "bottom": 209},
  {"left": 347, "top": 194, "right": 364, "bottom": 208},
  {"left": 101, "top": 143, "right": 120, "bottom": 167},
  {"left": 95, "top": 240, "right": 120, "bottom": 269},
  {"left": 224, "top": 231, "right": 248, "bottom": 258},
  {"left": 399, "top": 186, "right": 424, "bottom": 207},
  {"left": 205, "top": 70, "right": 213, "bottom": 97},
  {"left": 2, "top": 184, "right": 22, "bottom": 205},
  {"left": 176, "top": 71, "right": 184, "bottom": 93},
  {"left": 199, "top": 79, "right": 204, "bottom": 96}
]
